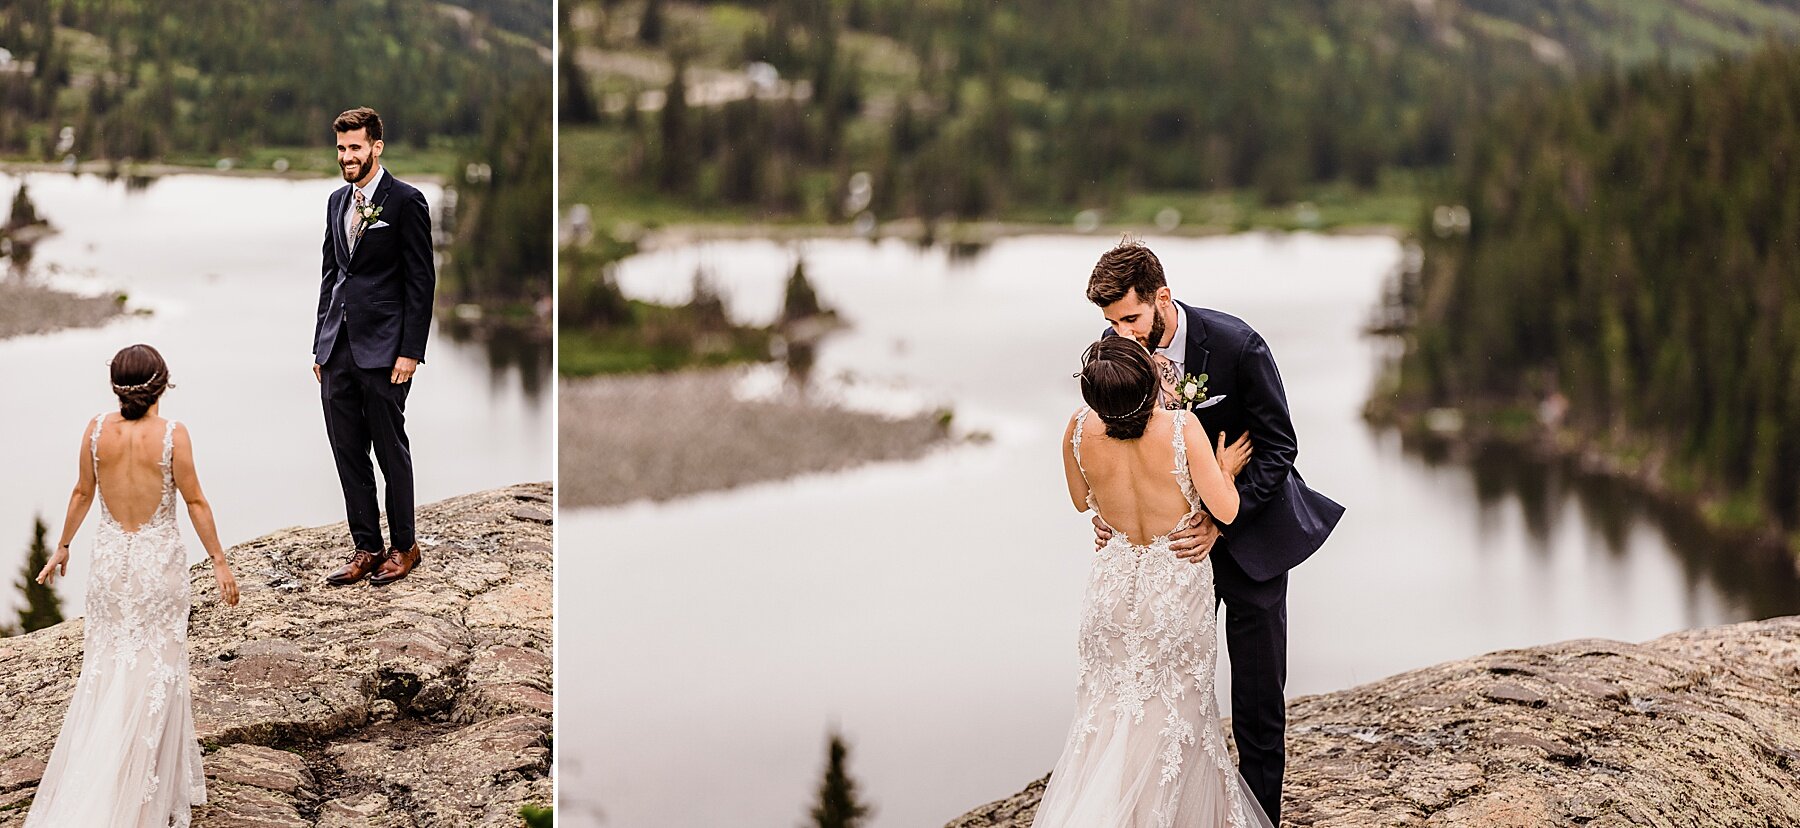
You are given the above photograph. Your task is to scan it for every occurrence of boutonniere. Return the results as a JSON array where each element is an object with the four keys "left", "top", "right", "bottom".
[
  {"left": 354, "top": 202, "right": 383, "bottom": 237},
  {"left": 1173, "top": 372, "right": 1210, "bottom": 408}
]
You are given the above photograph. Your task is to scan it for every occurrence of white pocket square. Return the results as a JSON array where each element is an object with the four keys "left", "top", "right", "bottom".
[
  {"left": 1194, "top": 394, "right": 1227, "bottom": 409},
  {"left": 368, "top": 220, "right": 391, "bottom": 230}
]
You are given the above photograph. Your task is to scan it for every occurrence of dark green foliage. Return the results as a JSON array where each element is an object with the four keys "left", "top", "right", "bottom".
[
  {"left": 13, "top": 515, "right": 65, "bottom": 635},
  {"left": 443, "top": 80, "right": 553, "bottom": 305},
  {"left": 519, "top": 804, "right": 553, "bottom": 828},
  {"left": 566, "top": 0, "right": 1800, "bottom": 221},
  {"left": 6, "top": 183, "right": 41, "bottom": 230},
  {"left": 640, "top": 0, "right": 666, "bottom": 44},
  {"left": 1397, "top": 42, "right": 1800, "bottom": 531},
  {"left": 0, "top": 0, "right": 549, "bottom": 160},
  {"left": 558, "top": 242, "right": 776, "bottom": 376},
  {"left": 658, "top": 54, "right": 692, "bottom": 193},
  {"left": 781, "top": 259, "right": 825, "bottom": 323},
  {"left": 808, "top": 729, "right": 871, "bottom": 828}
]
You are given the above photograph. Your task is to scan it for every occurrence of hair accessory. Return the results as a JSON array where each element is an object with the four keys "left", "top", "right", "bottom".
[
  {"left": 1077, "top": 347, "right": 1157, "bottom": 419},
  {"left": 111, "top": 370, "right": 163, "bottom": 394}
]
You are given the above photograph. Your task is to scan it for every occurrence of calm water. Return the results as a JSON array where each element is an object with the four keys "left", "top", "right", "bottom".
[
  {"left": 558, "top": 233, "right": 1800, "bottom": 828},
  {"left": 0, "top": 171, "right": 551, "bottom": 615}
]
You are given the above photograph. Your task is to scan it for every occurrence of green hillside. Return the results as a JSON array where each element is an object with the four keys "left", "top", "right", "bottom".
[
  {"left": 559, "top": 0, "right": 1800, "bottom": 231},
  {"left": 0, "top": 0, "right": 548, "bottom": 165},
  {"left": 0, "top": 0, "right": 552, "bottom": 308}
]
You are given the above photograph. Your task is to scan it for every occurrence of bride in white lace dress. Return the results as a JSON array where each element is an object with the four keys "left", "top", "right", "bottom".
[
  {"left": 1034, "top": 337, "right": 1273, "bottom": 828},
  {"left": 27, "top": 344, "right": 240, "bottom": 828}
]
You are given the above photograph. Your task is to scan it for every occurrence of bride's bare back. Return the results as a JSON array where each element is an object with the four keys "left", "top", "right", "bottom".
[
  {"left": 94, "top": 414, "right": 176, "bottom": 533},
  {"left": 1063, "top": 407, "right": 1239, "bottom": 545}
]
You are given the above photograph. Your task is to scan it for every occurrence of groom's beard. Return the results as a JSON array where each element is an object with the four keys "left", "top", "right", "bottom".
[
  {"left": 339, "top": 152, "right": 374, "bottom": 183},
  {"left": 1141, "top": 305, "right": 1168, "bottom": 351}
]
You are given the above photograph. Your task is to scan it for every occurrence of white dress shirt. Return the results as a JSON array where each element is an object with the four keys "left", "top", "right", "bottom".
[
  {"left": 344, "top": 165, "right": 386, "bottom": 247},
  {"left": 1155, "top": 299, "right": 1190, "bottom": 377}
]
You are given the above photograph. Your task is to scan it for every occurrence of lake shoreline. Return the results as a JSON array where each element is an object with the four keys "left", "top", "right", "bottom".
[
  {"left": 0, "top": 159, "right": 448, "bottom": 186},
  {"left": 559, "top": 367, "right": 955, "bottom": 508},
  {"left": 1365, "top": 400, "right": 1800, "bottom": 568},
  {"left": 615, "top": 219, "right": 1406, "bottom": 251}
]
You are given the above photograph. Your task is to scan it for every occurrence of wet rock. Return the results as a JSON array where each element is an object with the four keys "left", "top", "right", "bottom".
[
  {"left": 948, "top": 618, "right": 1800, "bottom": 826},
  {"left": 0, "top": 484, "right": 553, "bottom": 828}
]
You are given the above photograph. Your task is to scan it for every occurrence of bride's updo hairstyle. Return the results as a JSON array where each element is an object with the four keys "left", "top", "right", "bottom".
[
  {"left": 110, "top": 344, "right": 172, "bottom": 421},
  {"left": 1078, "top": 336, "right": 1157, "bottom": 440}
]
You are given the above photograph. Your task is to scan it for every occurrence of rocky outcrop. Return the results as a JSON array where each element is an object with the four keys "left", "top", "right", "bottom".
[
  {"left": 0, "top": 484, "right": 553, "bottom": 827},
  {"left": 950, "top": 617, "right": 1800, "bottom": 827}
]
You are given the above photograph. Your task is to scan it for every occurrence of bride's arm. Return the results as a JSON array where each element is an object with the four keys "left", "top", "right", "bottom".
[
  {"left": 1181, "top": 412, "right": 1240, "bottom": 525},
  {"left": 1062, "top": 412, "right": 1091, "bottom": 512},
  {"left": 171, "top": 425, "right": 239, "bottom": 606},
  {"left": 38, "top": 420, "right": 99, "bottom": 587}
]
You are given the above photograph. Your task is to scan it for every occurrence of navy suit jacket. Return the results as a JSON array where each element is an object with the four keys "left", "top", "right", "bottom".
[
  {"left": 313, "top": 171, "right": 436, "bottom": 370},
  {"left": 1107, "top": 302, "right": 1343, "bottom": 581}
]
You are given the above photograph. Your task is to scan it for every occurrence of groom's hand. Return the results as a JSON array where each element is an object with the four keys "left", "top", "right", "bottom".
[
  {"left": 1091, "top": 514, "right": 1114, "bottom": 551},
  {"left": 1171, "top": 517, "right": 1220, "bottom": 563},
  {"left": 391, "top": 357, "right": 418, "bottom": 384},
  {"left": 313, "top": 363, "right": 322, "bottom": 383}
]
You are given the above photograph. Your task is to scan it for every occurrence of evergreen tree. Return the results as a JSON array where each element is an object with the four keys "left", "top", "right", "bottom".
[
  {"left": 13, "top": 515, "right": 65, "bottom": 635},
  {"left": 7, "top": 183, "right": 41, "bottom": 230},
  {"left": 658, "top": 54, "right": 692, "bottom": 193},
  {"left": 639, "top": 0, "right": 666, "bottom": 45},
  {"left": 780, "top": 259, "right": 825, "bottom": 324},
  {"left": 808, "top": 729, "right": 871, "bottom": 828}
]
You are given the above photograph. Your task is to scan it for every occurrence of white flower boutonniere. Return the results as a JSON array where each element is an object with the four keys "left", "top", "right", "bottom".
[
  {"left": 1173, "top": 372, "right": 1210, "bottom": 408},
  {"left": 354, "top": 203, "right": 384, "bottom": 238}
]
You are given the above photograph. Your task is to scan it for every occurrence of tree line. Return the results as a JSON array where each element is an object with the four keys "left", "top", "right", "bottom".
[
  {"left": 1394, "top": 41, "right": 1800, "bottom": 536},
  {"left": 564, "top": 0, "right": 1800, "bottom": 221}
]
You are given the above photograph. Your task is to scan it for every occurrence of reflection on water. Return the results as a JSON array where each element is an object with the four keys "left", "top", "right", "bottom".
[
  {"left": 1403, "top": 433, "right": 1800, "bottom": 623},
  {"left": 437, "top": 315, "right": 554, "bottom": 401},
  {"left": 560, "top": 232, "right": 1800, "bottom": 828},
  {"left": 0, "top": 170, "right": 551, "bottom": 616}
]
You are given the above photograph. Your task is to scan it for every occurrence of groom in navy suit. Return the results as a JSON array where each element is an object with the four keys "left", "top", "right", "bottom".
[
  {"left": 312, "top": 106, "right": 435, "bottom": 587},
  {"left": 1089, "top": 239, "right": 1343, "bottom": 823}
]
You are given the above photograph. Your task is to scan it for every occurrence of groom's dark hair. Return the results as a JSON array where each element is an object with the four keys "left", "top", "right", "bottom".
[
  {"left": 1087, "top": 238, "right": 1166, "bottom": 307},
  {"left": 333, "top": 107, "right": 384, "bottom": 141}
]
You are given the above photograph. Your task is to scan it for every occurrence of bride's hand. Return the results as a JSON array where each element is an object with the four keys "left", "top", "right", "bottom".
[
  {"left": 213, "top": 564, "right": 240, "bottom": 606},
  {"left": 1216, "top": 431, "right": 1253, "bottom": 479},
  {"left": 35, "top": 546, "right": 69, "bottom": 587}
]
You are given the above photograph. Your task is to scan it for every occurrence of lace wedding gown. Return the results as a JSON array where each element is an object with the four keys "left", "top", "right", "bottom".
[
  {"left": 1032, "top": 409, "right": 1273, "bottom": 828},
  {"left": 26, "top": 415, "right": 206, "bottom": 828}
]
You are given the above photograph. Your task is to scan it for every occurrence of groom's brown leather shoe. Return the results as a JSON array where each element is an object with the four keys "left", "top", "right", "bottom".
[
  {"left": 325, "top": 548, "right": 387, "bottom": 586},
  {"left": 371, "top": 542, "right": 422, "bottom": 586}
]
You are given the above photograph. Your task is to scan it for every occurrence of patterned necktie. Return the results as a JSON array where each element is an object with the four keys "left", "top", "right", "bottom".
[
  {"left": 1151, "top": 353, "right": 1181, "bottom": 410},
  {"left": 350, "top": 189, "right": 368, "bottom": 250}
]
